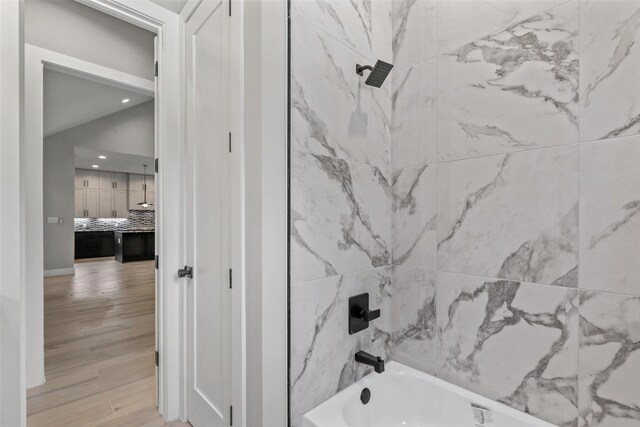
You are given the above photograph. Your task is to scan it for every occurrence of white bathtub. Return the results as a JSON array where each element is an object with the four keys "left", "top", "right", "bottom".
[{"left": 301, "top": 361, "right": 555, "bottom": 427}]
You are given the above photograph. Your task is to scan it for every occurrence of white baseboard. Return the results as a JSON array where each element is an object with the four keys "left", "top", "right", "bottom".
[{"left": 43, "top": 267, "right": 75, "bottom": 277}]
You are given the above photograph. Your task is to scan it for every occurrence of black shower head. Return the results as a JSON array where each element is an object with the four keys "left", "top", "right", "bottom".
[{"left": 356, "top": 60, "right": 393, "bottom": 88}]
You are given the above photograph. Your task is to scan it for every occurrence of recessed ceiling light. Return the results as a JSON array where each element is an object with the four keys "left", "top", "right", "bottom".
[
  {"left": 92, "top": 165, "right": 99, "bottom": 168},
  {"left": 99, "top": 155, "right": 106, "bottom": 159},
  {"left": 121, "top": 98, "right": 130, "bottom": 104}
]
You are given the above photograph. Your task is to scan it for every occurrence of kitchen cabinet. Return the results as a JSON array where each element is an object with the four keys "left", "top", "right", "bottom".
[
  {"left": 114, "top": 191, "right": 128, "bottom": 217},
  {"left": 75, "top": 169, "right": 100, "bottom": 189},
  {"left": 99, "top": 171, "right": 128, "bottom": 190},
  {"left": 129, "top": 173, "right": 154, "bottom": 192},
  {"left": 114, "top": 231, "right": 155, "bottom": 263},
  {"left": 74, "top": 188, "right": 85, "bottom": 217},
  {"left": 75, "top": 169, "right": 131, "bottom": 218},
  {"left": 75, "top": 187, "right": 99, "bottom": 218},
  {"left": 75, "top": 231, "right": 115, "bottom": 259},
  {"left": 99, "top": 189, "right": 129, "bottom": 218}
]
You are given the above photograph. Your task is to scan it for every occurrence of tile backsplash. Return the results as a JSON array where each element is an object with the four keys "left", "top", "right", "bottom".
[{"left": 74, "top": 210, "right": 155, "bottom": 232}]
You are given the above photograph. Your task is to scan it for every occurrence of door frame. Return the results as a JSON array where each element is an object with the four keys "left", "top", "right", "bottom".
[
  {"left": 0, "top": 1, "right": 26, "bottom": 426},
  {"left": 21, "top": 0, "right": 186, "bottom": 422}
]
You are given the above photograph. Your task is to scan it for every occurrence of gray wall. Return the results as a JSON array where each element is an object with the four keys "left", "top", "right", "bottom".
[
  {"left": 43, "top": 140, "right": 74, "bottom": 271},
  {"left": 25, "top": 0, "right": 155, "bottom": 79},
  {"left": 43, "top": 101, "right": 154, "bottom": 271}
]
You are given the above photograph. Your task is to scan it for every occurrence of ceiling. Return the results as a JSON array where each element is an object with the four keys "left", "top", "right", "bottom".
[
  {"left": 147, "top": 0, "right": 187, "bottom": 14},
  {"left": 43, "top": 69, "right": 153, "bottom": 137},
  {"left": 75, "top": 147, "right": 154, "bottom": 175}
]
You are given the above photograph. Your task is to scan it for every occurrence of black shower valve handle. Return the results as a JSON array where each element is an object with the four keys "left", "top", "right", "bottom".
[
  {"left": 349, "top": 293, "right": 381, "bottom": 334},
  {"left": 353, "top": 306, "right": 380, "bottom": 322}
]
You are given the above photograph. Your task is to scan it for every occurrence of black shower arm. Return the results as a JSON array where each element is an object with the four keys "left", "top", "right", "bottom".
[{"left": 356, "top": 64, "right": 373, "bottom": 76}]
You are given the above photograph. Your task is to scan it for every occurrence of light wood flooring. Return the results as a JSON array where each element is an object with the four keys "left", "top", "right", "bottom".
[{"left": 27, "top": 258, "right": 190, "bottom": 427}]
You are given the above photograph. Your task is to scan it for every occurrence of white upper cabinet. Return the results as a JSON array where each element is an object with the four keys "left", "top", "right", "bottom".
[
  {"left": 112, "top": 173, "right": 128, "bottom": 190},
  {"left": 75, "top": 170, "right": 86, "bottom": 188},
  {"left": 74, "top": 188, "right": 85, "bottom": 217},
  {"left": 114, "top": 191, "right": 129, "bottom": 217},
  {"left": 75, "top": 169, "right": 100, "bottom": 189},
  {"left": 99, "top": 172, "right": 129, "bottom": 190},
  {"left": 129, "top": 173, "right": 154, "bottom": 192},
  {"left": 74, "top": 169, "right": 135, "bottom": 218},
  {"left": 85, "top": 170, "right": 100, "bottom": 189},
  {"left": 99, "top": 190, "right": 115, "bottom": 218},
  {"left": 84, "top": 188, "right": 100, "bottom": 218},
  {"left": 99, "top": 172, "right": 114, "bottom": 190}
]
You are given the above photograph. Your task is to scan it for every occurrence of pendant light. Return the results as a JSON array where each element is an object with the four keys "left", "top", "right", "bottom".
[{"left": 137, "top": 164, "right": 153, "bottom": 208}]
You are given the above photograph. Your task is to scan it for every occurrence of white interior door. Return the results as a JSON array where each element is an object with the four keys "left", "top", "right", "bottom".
[{"left": 184, "top": 0, "right": 231, "bottom": 425}]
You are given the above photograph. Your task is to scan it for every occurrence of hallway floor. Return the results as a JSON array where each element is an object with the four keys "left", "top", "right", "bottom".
[{"left": 27, "top": 258, "right": 190, "bottom": 427}]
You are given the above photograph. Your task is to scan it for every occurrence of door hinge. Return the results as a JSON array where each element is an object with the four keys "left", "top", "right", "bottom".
[
  {"left": 229, "top": 268, "right": 232, "bottom": 289},
  {"left": 155, "top": 350, "right": 159, "bottom": 366},
  {"left": 229, "top": 405, "right": 233, "bottom": 426},
  {"left": 155, "top": 255, "right": 159, "bottom": 270},
  {"left": 154, "top": 61, "right": 158, "bottom": 77},
  {"left": 228, "top": 132, "right": 232, "bottom": 153},
  {"left": 155, "top": 158, "right": 159, "bottom": 173}
]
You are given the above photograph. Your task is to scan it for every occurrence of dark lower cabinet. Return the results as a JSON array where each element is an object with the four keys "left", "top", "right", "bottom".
[
  {"left": 75, "top": 231, "right": 115, "bottom": 259},
  {"left": 114, "top": 231, "right": 155, "bottom": 263}
]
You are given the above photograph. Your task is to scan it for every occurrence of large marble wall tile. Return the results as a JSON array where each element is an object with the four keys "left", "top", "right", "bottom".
[
  {"left": 437, "top": 1, "right": 579, "bottom": 162},
  {"left": 370, "top": 76, "right": 393, "bottom": 169},
  {"left": 392, "top": 58, "right": 437, "bottom": 169},
  {"left": 580, "top": 137, "right": 640, "bottom": 297},
  {"left": 291, "top": 150, "right": 391, "bottom": 284},
  {"left": 580, "top": 0, "right": 640, "bottom": 142},
  {"left": 392, "top": 164, "right": 436, "bottom": 269},
  {"left": 291, "top": 16, "right": 390, "bottom": 169},
  {"left": 290, "top": 268, "right": 392, "bottom": 420},
  {"left": 392, "top": 0, "right": 437, "bottom": 71},
  {"left": 437, "top": 146, "right": 579, "bottom": 286},
  {"left": 388, "top": 266, "right": 440, "bottom": 375},
  {"left": 438, "top": 0, "right": 570, "bottom": 54},
  {"left": 578, "top": 291, "right": 640, "bottom": 427},
  {"left": 437, "top": 272, "right": 579, "bottom": 426},
  {"left": 372, "top": 0, "right": 392, "bottom": 63},
  {"left": 291, "top": 0, "right": 374, "bottom": 59}
]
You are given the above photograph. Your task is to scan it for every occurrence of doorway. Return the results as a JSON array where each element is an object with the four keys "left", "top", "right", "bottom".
[{"left": 28, "top": 61, "right": 166, "bottom": 425}]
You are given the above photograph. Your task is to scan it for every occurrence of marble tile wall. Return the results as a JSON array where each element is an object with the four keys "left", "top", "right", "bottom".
[
  {"left": 290, "top": 0, "right": 640, "bottom": 425},
  {"left": 388, "top": 1, "right": 640, "bottom": 426},
  {"left": 289, "top": 1, "right": 393, "bottom": 424}
]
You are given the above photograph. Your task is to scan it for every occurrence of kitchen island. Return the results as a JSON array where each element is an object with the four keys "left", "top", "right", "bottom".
[{"left": 114, "top": 230, "right": 155, "bottom": 263}]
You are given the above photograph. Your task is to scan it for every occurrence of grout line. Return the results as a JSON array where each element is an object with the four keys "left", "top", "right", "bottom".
[
  {"left": 290, "top": 9, "right": 377, "bottom": 62},
  {"left": 436, "top": 0, "right": 576, "bottom": 56},
  {"left": 290, "top": 265, "right": 392, "bottom": 287}
]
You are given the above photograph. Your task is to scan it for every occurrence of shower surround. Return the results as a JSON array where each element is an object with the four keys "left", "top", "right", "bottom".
[{"left": 289, "top": 1, "right": 640, "bottom": 426}]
